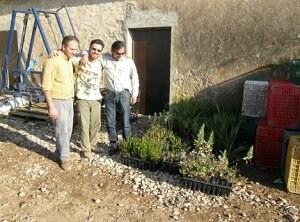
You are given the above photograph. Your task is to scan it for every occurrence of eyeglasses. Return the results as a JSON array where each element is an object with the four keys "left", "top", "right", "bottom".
[
  {"left": 91, "top": 48, "right": 102, "bottom": 52},
  {"left": 115, "top": 52, "right": 126, "bottom": 56}
]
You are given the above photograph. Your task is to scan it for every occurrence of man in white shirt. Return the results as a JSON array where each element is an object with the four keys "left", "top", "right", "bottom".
[
  {"left": 82, "top": 40, "right": 139, "bottom": 155},
  {"left": 101, "top": 41, "right": 139, "bottom": 155},
  {"left": 74, "top": 39, "right": 104, "bottom": 159}
]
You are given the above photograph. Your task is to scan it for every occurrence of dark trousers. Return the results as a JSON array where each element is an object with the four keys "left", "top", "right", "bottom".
[{"left": 105, "top": 90, "right": 131, "bottom": 142}]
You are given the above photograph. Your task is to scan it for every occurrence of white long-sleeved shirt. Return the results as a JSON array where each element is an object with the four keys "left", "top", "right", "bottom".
[{"left": 100, "top": 52, "right": 139, "bottom": 97}]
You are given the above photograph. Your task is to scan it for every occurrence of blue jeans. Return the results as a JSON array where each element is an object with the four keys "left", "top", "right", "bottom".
[{"left": 105, "top": 89, "right": 131, "bottom": 142}]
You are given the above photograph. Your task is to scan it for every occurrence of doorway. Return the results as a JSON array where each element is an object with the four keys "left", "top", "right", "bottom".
[{"left": 131, "top": 28, "right": 171, "bottom": 115}]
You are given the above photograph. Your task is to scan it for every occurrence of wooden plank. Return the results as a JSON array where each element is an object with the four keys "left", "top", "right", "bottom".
[
  {"left": 10, "top": 110, "right": 49, "bottom": 120},
  {"left": 9, "top": 102, "right": 49, "bottom": 121},
  {"left": 17, "top": 102, "right": 48, "bottom": 115}
]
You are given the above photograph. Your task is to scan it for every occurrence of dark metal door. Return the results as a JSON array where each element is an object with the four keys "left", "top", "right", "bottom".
[{"left": 132, "top": 28, "right": 171, "bottom": 115}]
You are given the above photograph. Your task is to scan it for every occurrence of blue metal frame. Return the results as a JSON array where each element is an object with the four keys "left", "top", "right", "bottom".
[
  {"left": 26, "top": 18, "right": 38, "bottom": 69},
  {"left": 1, "top": 6, "right": 77, "bottom": 103}
]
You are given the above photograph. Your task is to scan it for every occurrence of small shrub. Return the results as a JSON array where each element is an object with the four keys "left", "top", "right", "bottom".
[
  {"left": 120, "top": 136, "right": 140, "bottom": 157},
  {"left": 179, "top": 124, "right": 237, "bottom": 182},
  {"left": 144, "top": 123, "right": 189, "bottom": 162},
  {"left": 120, "top": 136, "right": 164, "bottom": 162},
  {"left": 180, "top": 151, "right": 216, "bottom": 181}
]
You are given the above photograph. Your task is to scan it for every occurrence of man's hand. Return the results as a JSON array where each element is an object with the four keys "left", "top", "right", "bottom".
[
  {"left": 48, "top": 49, "right": 60, "bottom": 58},
  {"left": 44, "top": 91, "right": 58, "bottom": 120},
  {"left": 48, "top": 106, "right": 59, "bottom": 120},
  {"left": 130, "top": 96, "right": 137, "bottom": 105},
  {"left": 80, "top": 54, "right": 89, "bottom": 66}
]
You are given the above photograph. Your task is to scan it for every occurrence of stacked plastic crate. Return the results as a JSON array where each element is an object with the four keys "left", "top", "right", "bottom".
[
  {"left": 238, "top": 80, "right": 269, "bottom": 146},
  {"left": 281, "top": 130, "right": 300, "bottom": 175},
  {"left": 284, "top": 135, "right": 300, "bottom": 194},
  {"left": 254, "top": 80, "right": 300, "bottom": 169},
  {"left": 289, "top": 59, "right": 300, "bottom": 85},
  {"left": 281, "top": 60, "right": 300, "bottom": 193}
]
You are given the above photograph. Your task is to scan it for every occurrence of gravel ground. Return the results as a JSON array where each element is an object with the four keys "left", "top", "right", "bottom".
[{"left": 0, "top": 114, "right": 299, "bottom": 222}]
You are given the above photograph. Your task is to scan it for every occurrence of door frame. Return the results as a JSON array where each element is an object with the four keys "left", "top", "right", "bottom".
[
  {"left": 124, "top": 10, "right": 178, "bottom": 107},
  {"left": 130, "top": 28, "right": 171, "bottom": 115}
]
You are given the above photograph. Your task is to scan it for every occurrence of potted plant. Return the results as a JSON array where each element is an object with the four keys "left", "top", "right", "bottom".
[
  {"left": 179, "top": 124, "right": 237, "bottom": 196},
  {"left": 120, "top": 135, "right": 164, "bottom": 171},
  {"left": 142, "top": 123, "right": 189, "bottom": 174},
  {"left": 120, "top": 122, "right": 190, "bottom": 173}
]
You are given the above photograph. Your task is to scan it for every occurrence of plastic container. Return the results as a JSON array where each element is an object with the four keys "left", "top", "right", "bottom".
[
  {"left": 254, "top": 118, "right": 284, "bottom": 169},
  {"left": 266, "top": 81, "right": 300, "bottom": 129},
  {"left": 241, "top": 80, "right": 268, "bottom": 117},
  {"left": 236, "top": 115, "right": 260, "bottom": 145},
  {"left": 121, "top": 156, "right": 160, "bottom": 172},
  {"left": 181, "top": 177, "right": 232, "bottom": 197},
  {"left": 290, "top": 60, "right": 300, "bottom": 85},
  {"left": 159, "top": 161, "right": 180, "bottom": 175},
  {"left": 280, "top": 130, "right": 300, "bottom": 176},
  {"left": 284, "top": 135, "right": 300, "bottom": 194}
]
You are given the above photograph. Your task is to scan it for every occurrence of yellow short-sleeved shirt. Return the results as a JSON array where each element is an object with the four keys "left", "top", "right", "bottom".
[{"left": 42, "top": 51, "right": 74, "bottom": 99}]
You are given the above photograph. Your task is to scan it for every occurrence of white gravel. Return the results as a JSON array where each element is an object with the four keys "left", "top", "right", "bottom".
[{"left": 0, "top": 116, "right": 299, "bottom": 222}]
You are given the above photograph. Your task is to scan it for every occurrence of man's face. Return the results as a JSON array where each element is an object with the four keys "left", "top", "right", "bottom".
[
  {"left": 62, "top": 40, "right": 79, "bottom": 58},
  {"left": 112, "top": 47, "right": 126, "bottom": 61},
  {"left": 89, "top": 43, "right": 103, "bottom": 60}
]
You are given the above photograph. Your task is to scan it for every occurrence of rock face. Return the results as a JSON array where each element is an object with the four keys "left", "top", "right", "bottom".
[{"left": 0, "top": 0, "right": 299, "bottom": 108}]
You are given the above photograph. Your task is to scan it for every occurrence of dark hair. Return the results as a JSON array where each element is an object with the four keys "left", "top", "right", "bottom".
[
  {"left": 62, "top": 35, "right": 79, "bottom": 46},
  {"left": 89, "top": 39, "right": 105, "bottom": 49},
  {"left": 111, "top": 40, "right": 125, "bottom": 51}
]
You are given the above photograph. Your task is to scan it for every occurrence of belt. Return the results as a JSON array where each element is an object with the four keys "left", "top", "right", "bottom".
[
  {"left": 53, "top": 97, "right": 74, "bottom": 101},
  {"left": 115, "top": 88, "right": 127, "bottom": 92},
  {"left": 107, "top": 89, "right": 128, "bottom": 94}
]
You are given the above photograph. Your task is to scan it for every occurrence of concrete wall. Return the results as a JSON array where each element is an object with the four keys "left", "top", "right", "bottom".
[{"left": 0, "top": 0, "right": 300, "bottom": 109}]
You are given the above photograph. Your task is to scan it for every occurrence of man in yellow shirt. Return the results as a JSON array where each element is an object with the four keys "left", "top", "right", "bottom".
[{"left": 42, "top": 35, "right": 79, "bottom": 171}]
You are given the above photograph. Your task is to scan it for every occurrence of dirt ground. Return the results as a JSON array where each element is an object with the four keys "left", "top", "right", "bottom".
[{"left": 0, "top": 115, "right": 299, "bottom": 222}]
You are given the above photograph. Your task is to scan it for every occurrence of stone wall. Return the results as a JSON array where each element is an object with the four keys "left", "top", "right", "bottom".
[{"left": 0, "top": 0, "right": 300, "bottom": 109}]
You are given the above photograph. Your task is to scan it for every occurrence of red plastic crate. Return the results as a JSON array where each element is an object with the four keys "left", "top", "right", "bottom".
[
  {"left": 254, "top": 118, "right": 284, "bottom": 169},
  {"left": 266, "top": 81, "right": 300, "bottom": 129}
]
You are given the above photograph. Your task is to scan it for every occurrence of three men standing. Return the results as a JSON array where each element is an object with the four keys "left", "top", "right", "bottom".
[{"left": 43, "top": 38, "right": 139, "bottom": 169}]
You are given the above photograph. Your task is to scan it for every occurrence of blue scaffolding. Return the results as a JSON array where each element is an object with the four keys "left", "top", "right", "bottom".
[{"left": 1, "top": 5, "right": 77, "bottom": 105}]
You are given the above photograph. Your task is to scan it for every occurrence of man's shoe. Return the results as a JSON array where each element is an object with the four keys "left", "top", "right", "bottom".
[
  {"left": 51, "top": 155, "right": 60, "bottom": 163},
  {"left": 108, "top": 142, "right": 120, "bottom": 156},
  {"left": 60, "top": 160, "right": 72, "bottom": 171},
  {"left": 91, "top": 146, "right": 102, "bottom": 153},
  {"left": 83, "top": 151, "right": 93, "bottom": 160}
]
